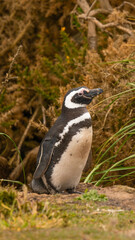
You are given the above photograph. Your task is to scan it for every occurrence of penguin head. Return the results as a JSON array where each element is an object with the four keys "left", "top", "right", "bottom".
[{"left": 63, "top": 86, "right": 103, "bottom": 109}]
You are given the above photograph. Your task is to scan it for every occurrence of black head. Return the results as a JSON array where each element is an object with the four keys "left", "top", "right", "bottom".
[{"left": 63, "top": 86, "right": 103, "bottom": 110}]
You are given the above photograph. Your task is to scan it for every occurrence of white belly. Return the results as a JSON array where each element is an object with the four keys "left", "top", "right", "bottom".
[{"left": 51, "top": 127, "right": 92, "bottom": 191}]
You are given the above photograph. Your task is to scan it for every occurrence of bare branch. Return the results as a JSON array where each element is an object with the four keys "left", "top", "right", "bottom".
[
  {"left": 39, "top": 95, "right": 46, "bottom": 125},
  {"left": 79, "top": 15, "right": 133, "bottom": 35},
  {"left": 77, "top": 0, "right": 97, "bottom": 50},
  {"left": 91, "top": 17, "right": 118, "bottom": 29},
  {"left": 41, "top": 105, "right": 46, "bottom": 125},
  {"left": 117, "top": 25, "right": 133, "bottom": 35},
  {"left": 87, "top": 21, "right": 97, "bottom": 50},
  {"left": 31, "top": 121, "right": 48, "bottom": 133},
  {"left": 89, "top": 8, "right": 110, "bottom": 17},
  {"left": 9, "top": 108, "right": 39, "bottom": 165},
  {"left": 78, "top": 15, "right": 118, "bottom": 28},
  {"left": 4, "top": 77, "right": 18, "bottom": 81},
  {"left": 78, "top": 9, "right": 110, "bottom": 20},
  {"left": 0, "top": 21, "right": 31, "bottom": 58},
  {"left": 0, "top": 45, "right": 22, "bottom": 94},
  {"left": 71, "top": 3, "right": 78, "bottom": 15},
  {"left": 99, "top": 0, "right": 113, "bottom": 11},
  {"left": 117, "top": 1, "right": 135, "bottom": 10},
  {"left": 77, "top": 0, "right": 90, "bottom": 13},
  {"left": 86, "top": 0, "right": 97, "bottom": 17},
  {"left": 70, "top": 4, "right": 78, "bottom": 29},
  {"left": 5, "top": 45, "right": 22, "bottom": 82},
  {"left": 125, "top": 20, "right": 135, "bottom": 26},
  {"left": 17, "top": 108, "right": 39, "bottom": 153},
  {"left": 9, "top": 146, "right": 39, "bottom": 181},
  {"left": 75, "top": 0, "right": 134, "bottom": 51}
]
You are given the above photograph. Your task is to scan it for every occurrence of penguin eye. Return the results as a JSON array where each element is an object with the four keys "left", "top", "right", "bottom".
[{"left": 78, "top": 92, "right": 83, "bottom": 96}]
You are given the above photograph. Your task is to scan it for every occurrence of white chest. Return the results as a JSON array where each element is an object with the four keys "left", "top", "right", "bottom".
[{"left": 51, "top": 127, "right": 92, "bottom": 191}]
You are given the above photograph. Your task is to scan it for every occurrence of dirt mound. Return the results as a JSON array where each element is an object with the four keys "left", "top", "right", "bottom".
[{"left": 18, "top": 183, "right": 135, "bottom": 211}]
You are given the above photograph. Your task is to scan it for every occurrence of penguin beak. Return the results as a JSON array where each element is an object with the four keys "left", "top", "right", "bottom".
[{"left": 84, "top": 88, "right": 103, "bottom": 99}]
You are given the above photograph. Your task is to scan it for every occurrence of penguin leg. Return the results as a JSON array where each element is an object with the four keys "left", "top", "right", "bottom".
[
  {"left": 66, "top": 188, "right": 82, "bottom": 194},
  {"left": 31, "top": 178, "right": 49, "bottom": 194},
  {"left": 42, "top": 175, "right": 58, "bottom": 195}
]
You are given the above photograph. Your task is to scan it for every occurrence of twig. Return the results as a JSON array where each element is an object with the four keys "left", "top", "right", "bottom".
[
  {"left": 4, "top": 76, "right": 18, "bottom": 81},
  {"left": 89, "top": 8, "right": 110, "bottom": 17},
  {"left": 78, "top": 9, "right": 110, "bottom": 19},
  {"left": 75, "top": 0, "right": 134, "bottom": 51},
  {"left": 0, "top": 21, "right": 31, "bottom": 58},
  {"left": 77, "top": 0, "right": 90, "bottom": 14},
  {"left": 31, "top": 121, "right": 48, "bottom": 133},
  {"left": 77, "top": 0, "right": 98, "bottom": 50},
  {"left": 102, "top": 104, "right": 113, "bottom": 129},
  {"left": 71, "top": 3, "right": 78, "bottom": 15},
  {"left": 41, "top": 105, "right": 46, "bottom": 125},
  {"left": 9, "top": 108, "right": 39, "bottom": 165},
  {"left": 99, "top": 0, "right": 113, "bottom": 11},
  {"left": 40, "top": 95, "right": 46, "bottom": 125},
  {"left": 86, "top": 0, "right": 97, "bottom": 17},
  {"left": 9, "top": 146, "right": 39, "bottom": 181},
  {"left": 70, "top": 4, "right": 78, "bottom": 29},
  {"left": 117, "top": 1, "right": 135, "bottom": 10},
  {"left": 125, "top": 20, "right": 135, "bottom": 26},
  {"left": 117, "top": 25, "right": 133, "bottom": 35},
  {"left": 78, "top": 15, "right": 118, "bottom": 28},
  {"left": 78, "top": 15, "right": 133, "bottom": 35},
  {"left": 5, "top": 45, "right": 22, "bottom": 82},
  {"left": 0, "top": 45, "right": 22, "bottom": 94}
]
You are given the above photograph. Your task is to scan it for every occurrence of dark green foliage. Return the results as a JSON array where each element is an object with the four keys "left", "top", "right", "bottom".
[
  {"left": 0, "top": 189, "right": 16, "bottom": 205},
  {"left": 42, "top": 29, "right": 88, "bottom": 86},
  {"left": 0, "top": 90, "right": 15, "bottom": 113}
]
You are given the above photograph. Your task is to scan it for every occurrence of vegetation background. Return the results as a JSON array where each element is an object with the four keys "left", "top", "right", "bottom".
[{"left": 0, "top": 0, "right": 135, "bottom": 187}]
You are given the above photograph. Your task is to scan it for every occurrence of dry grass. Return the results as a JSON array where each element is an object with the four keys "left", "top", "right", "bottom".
[{"left": 0, "top": 0, "right": 134, "bottom": 186}]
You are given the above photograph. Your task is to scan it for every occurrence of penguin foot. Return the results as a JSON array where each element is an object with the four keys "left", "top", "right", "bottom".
[
  {"left": 66, "top": 188, "right": 82, "bottom": 194},
  {"left": 31, "top": 178, "right": 49, "bottom": 194}
]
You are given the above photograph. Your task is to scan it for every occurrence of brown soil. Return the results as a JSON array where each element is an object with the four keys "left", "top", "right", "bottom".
[{"left": 19, "top": 183, "right": 135, "bottom": 211}]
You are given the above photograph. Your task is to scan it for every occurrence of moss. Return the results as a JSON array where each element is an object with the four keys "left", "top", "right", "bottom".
[
  {"left": 1, "top": 121, "right": 15, "bottom": 128},
  {"left": 0, "top": 189, "right": 16, "bottom": 205},
  {"left": 0, "top": 188, "right": 17, "bottom": 217}
]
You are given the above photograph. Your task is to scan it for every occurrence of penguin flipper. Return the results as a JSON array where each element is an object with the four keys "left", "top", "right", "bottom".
[{"left": 33, "top": 138, "right": 55, "bottom": 179}]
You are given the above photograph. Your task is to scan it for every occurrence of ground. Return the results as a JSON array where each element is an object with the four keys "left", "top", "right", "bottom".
[
  {"left": 0, "top": 183, "right": 135, "bottom": 240},
  {"left": 22, "top": 183, "right": 135, "bottom": 211}
]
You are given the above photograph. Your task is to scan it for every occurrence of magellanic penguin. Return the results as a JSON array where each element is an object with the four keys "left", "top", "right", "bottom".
[{"left": 31, "top": 86, "right": 103, "bottom": 194}]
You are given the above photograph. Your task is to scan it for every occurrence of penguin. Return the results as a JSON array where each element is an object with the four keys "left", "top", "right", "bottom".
[{"left": 31, "top": 86, "right": 103, "bottom": 194}]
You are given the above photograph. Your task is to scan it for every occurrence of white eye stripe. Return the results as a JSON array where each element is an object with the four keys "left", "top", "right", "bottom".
[
  {"left": 79, "top": 88, "right": 89, "bottom": 94},
  {"left": 64, "top": 89, "right": 88, "bottom": 109}
]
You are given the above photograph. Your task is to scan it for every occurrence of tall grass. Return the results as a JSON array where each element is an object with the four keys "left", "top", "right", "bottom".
[{"left": 85, "top": 82, "right": 135, "bottom": 186}]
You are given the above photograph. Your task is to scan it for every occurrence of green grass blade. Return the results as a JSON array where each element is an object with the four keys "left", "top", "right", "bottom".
[
  {"left": 90, "top": 87, "right": 135, "bottom": 111},
  {"left": 0, "top": 179, "right": 23, "bottom": 185},
  {"left": 96, "top": 122, "right": 135, "bottom": 163},
  {"left": 94, "top": 166, "right": 135, "bottom": 176},
  {"left": 84, "top": 155, "right": 117, "bottom": 183},
  {"left": 95, "top": 154, "right": 135, "bottom": 186}
]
